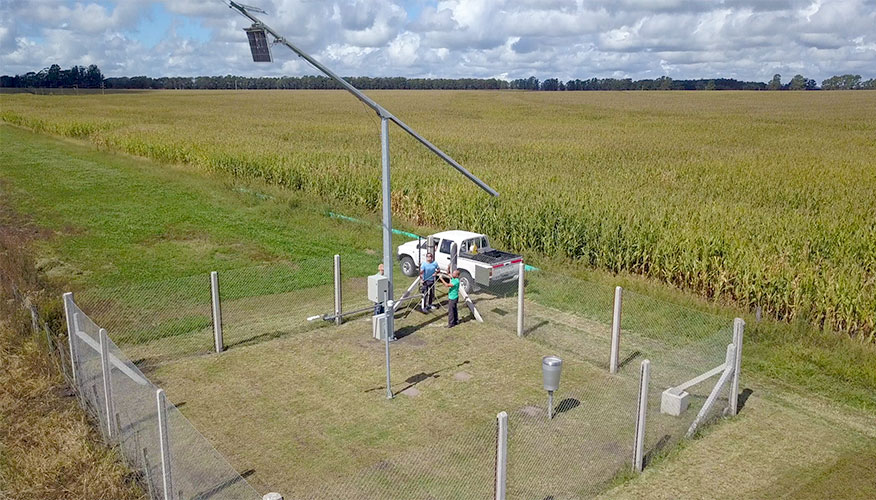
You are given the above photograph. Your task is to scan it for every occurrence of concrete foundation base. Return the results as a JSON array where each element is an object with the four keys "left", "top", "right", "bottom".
[{"left": 661, "top": 389, "right": 690, "bottom": 416}]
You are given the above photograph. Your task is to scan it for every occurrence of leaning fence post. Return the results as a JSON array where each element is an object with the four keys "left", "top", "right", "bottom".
[
  {"left": 99, "top": 328, "right": 115, "bottom": 439},
  {"left": 210, "top": 271, "right": 223, "bottom": 353},
  {"left": 156, "top": 388, "right": 173, "bottom": 500},
  {"left": 634, "top": 359, "right": 650, "bottom": 472},
  {"left": 730, "top": 318, "right": 745, "bottom": 415},
  {"left": 610, "top": 286, "right": 623, "bottom": 374},
  {"left": 63, "top": 292, "right": 78, "bottom": 385},
  {"left": 334, "top": 254, "right": 343, "bottom": 326},
  {"left": 517, "top": 262, "right": 525, "bottom": 337},
  {"left": 495, "top": 411, "right": 508, "bottom": 500},
  {"left": 25, "top": 297, "right": 39, "bottom": 334}
]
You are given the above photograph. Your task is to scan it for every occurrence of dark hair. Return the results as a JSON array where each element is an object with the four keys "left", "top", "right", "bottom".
[{"left": 426, "top": 252, "right": 433, "bottom": 258}]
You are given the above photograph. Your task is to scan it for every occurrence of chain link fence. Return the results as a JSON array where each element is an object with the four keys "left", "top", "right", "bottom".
[{"left": 10, "top": 249, "right": 744, "bottom": 500}]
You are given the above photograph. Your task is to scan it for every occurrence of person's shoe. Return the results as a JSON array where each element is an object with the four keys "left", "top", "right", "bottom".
[
  {"left": 388, "top": 336, "right": 399, "bottom": 342},
  {"left": 430, "top": 305, "right": 439, "bottom": 310}
]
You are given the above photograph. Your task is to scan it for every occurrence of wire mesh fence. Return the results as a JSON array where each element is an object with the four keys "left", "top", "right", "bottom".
[
  {"left": 65, "top": 296, "right": 262, "bottom": 500},
  {"left": 11, "top": 250, "right": 745, "bottom": 500}
]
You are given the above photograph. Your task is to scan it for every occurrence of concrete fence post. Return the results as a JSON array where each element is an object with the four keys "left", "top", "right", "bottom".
[
  {"left": 610, "top": 286, "right": 623, "bottom": 374},
  {"left": 210, "top": 271, "right": 223, "bottom": 353},
  {"left": 634, "top": 359, "right": 650, "bottom": 472},
  {"left": 730, "top": 318, "right": 745, "bottom": 415},
  {"left": 63, "top": 292, "right": 78, "bottom": 385},
  {"left": 517, "top": 262, "right": 525, "bottom": 337},
  {"left": 156, "top": 388, "right": 173, "bottom": 500},
  {"left": 99, "top": 328, "right": 115, "bottom": 439},
  {"left": 334, "top": 254, "right": 342, "bottom": 326},
  {"left": 495, "top": 411, "right": 508, "bottom": 500}
]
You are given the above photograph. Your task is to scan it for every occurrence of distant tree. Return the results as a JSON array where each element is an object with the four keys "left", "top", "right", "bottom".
[
  {"left": 768, "top": 73, "right": 782, "bottom": 90},
  {"left": 788, "top": 74, "right": 808, "bottom": 90},
  {"left": 541, "top": 78, "right": 560, "bottom": 91},
  {"left": 705, "top": 80, "right": 716, "bottom": 90},
  {"left": 861, "top": 78, "right": 876, "bottom": 90},
  {"left": 45, "top": 64, "right": 62, "bottom": 87},
  {"left": 85, "top": 64, "right": 104, "bottom": 88},
  {"left": 805, "top": 78, "right": 818, "bottom": 90},
  {"left": 821, "top": 74, "right": 862, "bottom": 90}
]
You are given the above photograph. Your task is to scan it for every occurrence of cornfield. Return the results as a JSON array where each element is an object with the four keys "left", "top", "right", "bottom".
[{"left": 2, "top": 90, "right": 874, "bottom": 339}]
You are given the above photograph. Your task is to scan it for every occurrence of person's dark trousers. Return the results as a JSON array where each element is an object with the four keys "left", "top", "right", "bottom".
[
  {"left": 448, "top": 298, "right": 458, "bottom": 327},
  {"left": 422, "top": 279, "right": 435, "bottom": 308}
]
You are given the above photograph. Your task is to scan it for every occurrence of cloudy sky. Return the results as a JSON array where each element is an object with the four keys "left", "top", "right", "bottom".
[{"left": 1, "top": 0, "right": 875, "bottom": 83}]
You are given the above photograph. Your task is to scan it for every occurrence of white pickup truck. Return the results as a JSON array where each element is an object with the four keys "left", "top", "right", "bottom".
[{"left": 397, "top": 230, "right": 522, "bottom": 293}]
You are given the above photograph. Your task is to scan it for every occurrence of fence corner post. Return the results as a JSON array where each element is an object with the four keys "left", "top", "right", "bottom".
[
  {"left": 156, "top": 388, "right": 173, "bottom": 500},
  {"left": 334, "top": 254, "right": 343, "bottom": 326},
  {"left": 495, "top": 411, "right": 508, "bottom": 500},
  {"left": 634, "top": 359, "right": 650, "bottom": 472},
  {"left": 210, "top": 271, "right": 223, "bottom": 353},
  {"left": 610, "top": 286, "right": 623, "bottom": 374},
  {"left": 63, "top": 292, "right": 78, "bottom": 385},
  {"left": 99, "top": 328, "right": 115, "bottom": 439},
  {"left": 730, "top": 318, "right": 745, "bottom": 415},
  {"left": 517, "top": 262, "right": 525, "bottom": 337}
]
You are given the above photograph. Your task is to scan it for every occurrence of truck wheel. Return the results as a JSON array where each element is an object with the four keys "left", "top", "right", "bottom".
[
  {"left": 400, "top": 256, "right": 418, "bottom": 277},
  {"left": 458, "top": 270, "right": 474, "bottom": 294}
]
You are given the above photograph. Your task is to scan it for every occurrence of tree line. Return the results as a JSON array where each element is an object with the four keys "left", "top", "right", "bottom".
[{"left": 3, "top": 65, "right": 875, "bottom": 91}]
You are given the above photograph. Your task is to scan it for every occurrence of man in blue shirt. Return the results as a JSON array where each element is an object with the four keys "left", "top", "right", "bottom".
[{"left": 419, "top": 252, "right": 439, "bottom": 312}]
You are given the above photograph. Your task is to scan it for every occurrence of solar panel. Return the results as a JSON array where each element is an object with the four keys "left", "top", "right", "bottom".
[{"left": 245, "top": 26, "right": 272, "bottom": 63}]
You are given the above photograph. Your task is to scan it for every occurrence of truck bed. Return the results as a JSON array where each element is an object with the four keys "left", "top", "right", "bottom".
[{"left": 460, "top": 249, "right": 521, "bottom": 265}]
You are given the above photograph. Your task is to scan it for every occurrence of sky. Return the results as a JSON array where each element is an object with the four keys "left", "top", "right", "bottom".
[{"left": 1, "top": 0, "right": 875, "bottom": 83}]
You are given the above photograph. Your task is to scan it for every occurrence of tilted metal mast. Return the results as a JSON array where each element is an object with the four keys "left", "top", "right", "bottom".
[{"left": 227, "top": 2, "right": 498, "bottom": 399}]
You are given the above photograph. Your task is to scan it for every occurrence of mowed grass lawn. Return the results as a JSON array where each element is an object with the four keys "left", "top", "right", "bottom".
[{"left": 2, "top": 125, "right": 875, "bottom": 499}]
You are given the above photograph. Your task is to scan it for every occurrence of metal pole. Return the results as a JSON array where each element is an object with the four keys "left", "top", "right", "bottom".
[
  {"left": 334, "top": 254, "right": 342, "bottom": 326},
  {"left": 547, "top": 390, "right": 554, "bottom": 420},
  {"left": 610, "top": 286, "right": 623, "bottom": 374},
  {"left": 156, "top": 388, "right": 173, "bottom": 500},
  {"left": 495, "top": 411, "right": 508, "bottom": 500},
  {"left": 517, "top": 262, "right": 525, "bottom": 337},
  {"left": 381, "top": 116, "right": 394, "bottom": 400},
  {"left": 99, "top": 328, "right": 115, "bottom": 439},
  {"left": 211, "top": 271, "right": 223, "bottom": 353},
  {"left": 730, "top": 318, "right": 745, "bottom": 415},
  {"left": 63, "top": 292, "right": 78, "bottom": 385},
  {"left": 634, "top": 359, "right": 650, "bottom": 472}
]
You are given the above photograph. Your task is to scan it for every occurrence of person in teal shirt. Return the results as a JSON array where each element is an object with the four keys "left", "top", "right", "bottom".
[{"left": 440, "top": 269, "right": 461, "bottom": 327}]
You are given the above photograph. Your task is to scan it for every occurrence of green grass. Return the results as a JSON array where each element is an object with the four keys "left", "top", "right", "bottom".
[
  {"left": 2, "top": 90, "right": 875, "bottom": 338},
  {"left": 0, "top": 124, "right": 405, "bottom": 287}
]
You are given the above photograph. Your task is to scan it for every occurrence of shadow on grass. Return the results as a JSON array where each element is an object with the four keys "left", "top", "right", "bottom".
[
  {"left": 618, "top": 350, "right": 642, "bottom": 370},
  {"left": 364, "top": 360, "right": 471, "bottom": 396},
  {"left": 190, "top": 468, "right": 255, "bottom": 500},
  {"left": 737, "top": 388, "right": 754, "bottom": 412},
  {"left": 644, "top": 434, "right": 672, "bottom": 468}
]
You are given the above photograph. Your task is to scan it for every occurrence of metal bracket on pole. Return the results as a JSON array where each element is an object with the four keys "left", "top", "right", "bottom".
[
  {"left": 334, "top": 254, "right": 343, "bottom": 326},
  {"left": 610, "top": 286, "right": 622, "bottom": 374},
  {"left": 211, "top": 271, "right": 224, "bottom": 353},
  {"left": 729, "top": 318, "right": 744, "bottom": 415},
  {"left": 156, "top": 388, "right": 173, "bottom": 500},
  {"left": 634, "top": 359, "right": 650, "bottom": 472},
  {"left": 63, "top": 292, "right": 78, "bottom": 385},
  {"left": 517, "top": 262, "right": 525, "bottom": 337},
  {"left": 99, "top": 328, "right": 115, "bottom": 439},
  {"left": 495, "top": 411, "right": 508, "bottom": 500}
]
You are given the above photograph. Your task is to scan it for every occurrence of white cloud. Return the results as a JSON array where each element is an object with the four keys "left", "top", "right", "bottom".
[{"left": 0, "top": 0, "right": 873, "bottom": 82}]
